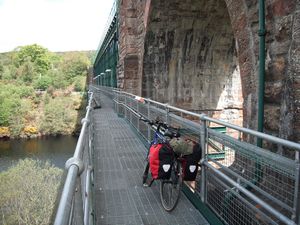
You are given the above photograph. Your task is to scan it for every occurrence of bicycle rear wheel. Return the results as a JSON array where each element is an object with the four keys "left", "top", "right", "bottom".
[{"left": 160, "top": 160, "right": 182, "bottom": 211}]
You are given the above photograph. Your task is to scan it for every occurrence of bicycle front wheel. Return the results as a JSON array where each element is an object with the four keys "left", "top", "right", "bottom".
[{"left": 160, "top": 160, "right": 183, "bottom": 211}]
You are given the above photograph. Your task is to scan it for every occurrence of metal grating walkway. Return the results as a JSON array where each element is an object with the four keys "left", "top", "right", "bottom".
[{"left": 92, "top": 95, "right": 209, "bottom": 225}]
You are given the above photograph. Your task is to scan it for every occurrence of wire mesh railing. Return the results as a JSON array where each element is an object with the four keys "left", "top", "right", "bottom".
[
  {"left": 53, "top": 91, "right": 95, "bottom": 225},
  {"left": 91, "top": 85, "right": 300, "bottom": 225}
]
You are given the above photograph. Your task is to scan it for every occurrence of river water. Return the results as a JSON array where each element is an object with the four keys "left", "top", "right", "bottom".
[{"left": 0, "top": 136, "right": 77, "bottom": 171}]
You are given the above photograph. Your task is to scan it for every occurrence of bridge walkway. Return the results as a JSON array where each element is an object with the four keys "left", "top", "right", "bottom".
[{"left": 92, "top": 94, "right": 209, "bottom": 225}]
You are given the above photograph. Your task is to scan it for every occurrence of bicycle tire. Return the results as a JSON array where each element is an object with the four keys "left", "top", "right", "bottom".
[{"left": 159, "top": 160, "right": 183, "bottom": 211}]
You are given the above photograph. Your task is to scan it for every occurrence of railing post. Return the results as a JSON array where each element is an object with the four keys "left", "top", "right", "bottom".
[
  {"left": 130, "top": 98, "right": 133, "bottom": 125},
  {"left": 74, "top": 178, "right": 84, "bottom": 225},
  {"left": 84, "top": 167, "right": 93, "bottom": 225},
  {"left": 200, "top": 116, "right": 208, "bottom": 203},
  {"left": 88, "top": 115, "right": 92, "bottom": 168},
  {"left": 147, "top": 100, "right": 151, "bottom": 142},
  {"left": 125, "top": 95, "right": 128, "bottom": 120},
  {"left": 117, "top": 91, "right": 120, "bottom": 115},
  {"left": 112, "top": 89, "right": 116, "bottom": 111},
  {"left": 137, "top": 100, "right": 140, "bottom": 132},
  {"left": 294, "top": 151, "right": 300, "bottom": 224},
  {"left": 166, "top": 104, "right": 170, "bottom": 124}
]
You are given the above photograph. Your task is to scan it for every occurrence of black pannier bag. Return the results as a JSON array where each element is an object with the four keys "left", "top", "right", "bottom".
[
  {"left": 182, "top": 140, "right": 201, "bottom": 181},
  {"left": 148, "top": 143, "right": 174, "bottom": 180}
]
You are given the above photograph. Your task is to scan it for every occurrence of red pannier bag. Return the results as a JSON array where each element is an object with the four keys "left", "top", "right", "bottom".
[
  {"left": 148, "top": 143, "right": 174, "bottom": 180},
  {"left": 182, "top": 141, "right": 201, "bottom": 181}
]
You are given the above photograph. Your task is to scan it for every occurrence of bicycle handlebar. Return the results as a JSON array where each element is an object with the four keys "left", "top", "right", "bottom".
[{"left": 139, "top": 116, "right": 180, "bottom": 138}]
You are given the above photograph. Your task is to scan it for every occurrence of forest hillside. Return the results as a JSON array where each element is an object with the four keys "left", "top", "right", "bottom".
[{"left": 0, "top": 44, "right": 94, "bottom": 138}]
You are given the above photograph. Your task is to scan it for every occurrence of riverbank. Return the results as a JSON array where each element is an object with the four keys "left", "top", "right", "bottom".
[
  {"left": 0, "top": 90, "right": 86, "bottom": 139},
  {"left": 0, "top": 46, "right": 92, "bottom": 140}
]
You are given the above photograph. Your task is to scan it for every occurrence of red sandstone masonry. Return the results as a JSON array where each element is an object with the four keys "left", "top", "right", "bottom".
[{"left": 117, "top": 0, "right": 300, "bottom": 143}]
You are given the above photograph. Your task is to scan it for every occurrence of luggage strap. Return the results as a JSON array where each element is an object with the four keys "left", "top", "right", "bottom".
[{"left": 142, "top": 161, "right": 154, "bottom": 187}]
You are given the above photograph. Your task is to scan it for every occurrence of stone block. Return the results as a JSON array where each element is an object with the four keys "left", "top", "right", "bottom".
[
  {"left": 244, "top": 0, "right": 258, "bottom": 9},
  {"left": 292, "top": 11, "right": 300, "bottom": 40},
  {"left": 265, "top": 81, "right": 283, "bottom": 103},
  {"left": 232, "top": 13, "right": 248, "bottom": 36},
  {"left": 236, "top": 30, "right": 252, "bottom": 55},
  {"left": 126, "top": 8, "right": 137, "bottom": 18},
  {"left": 270, "top": 40, "right": 291, "bottom": 55},
  {"left": 239, "top": 61, "right": 254, "bottom": 93},
  {"left": 226, "top": 0, "right": 246, "bottom": 22},
  {"left": 289, "top": 42, "right": 300, "bottom": 74},
  {"left": 294, "top": 77, "right": 300, "bottom": 90},
  {"left": 264, "top": 104, "right": 280, "bottom": 131},
  {"left": 274, "top": 15, "right": 293, "bottom": 42},
  {"left": 272, "top": 0, "right": 296, "bottom": 17},
  {"left": 266, "top": 56, "right": 287, "bottom": 81}
]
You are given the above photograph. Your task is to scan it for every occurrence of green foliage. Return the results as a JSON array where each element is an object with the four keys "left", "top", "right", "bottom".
[
  {"left": 9, "top": 99, "right": 33, "bottom": 137},
  {"left": 60, "top": 52, "right": 90, "bottom": 81},
  {"left": 0, "top": 83, "right": 34, "bottom": 98},
  {"left": 15, "top": 44, "right": 52, "bottom": 73},
  {"left": 0, "top": 45, "right": 92, "bottom": 137},
  {"left": 0, "top": 85, "right": 20, "bottom": 126},
  {"left": 0, "top": 62, "right": 3, "bottom": 78},
  {"left": 1, "top": 65, "right": 17, "bottom": 80},
  {"left": 16, "top": 56, "right": 38, "bottom": 82},
  {"left": 40, "top": 97, "right": 78, "bottom": 135},
  {"left": 18, "top": 85, "right": 35, "bottom": 98},
  {"left": 0, "top": 159, "right": 63, "bottom": 225},
  {"left": 0, "top": 83, "right": 34, "bottom": 126},
  {"left": 73, "top": 75, "right": 86, "bottom": 92},
  {"left": 46, "top": 69, "right": 68, "bottom": 89},
  {"left": 0, "top": 98, "right": 21, "bottom": 126},
  {"left": 34, "top": 75, "right": 53, "bottom": 90}
]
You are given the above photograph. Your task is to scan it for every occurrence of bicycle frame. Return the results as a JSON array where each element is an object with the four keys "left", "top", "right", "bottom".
[
  {"left": 151, "top": 131, "right": 167, "bottom": 145},
  {"left": 147, "top": 123, "right": 171, "bottom": 153}
]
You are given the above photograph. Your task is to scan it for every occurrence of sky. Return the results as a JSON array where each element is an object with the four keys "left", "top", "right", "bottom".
[{"left": 0, "top": 0, "right": 114, "bottom": 53}]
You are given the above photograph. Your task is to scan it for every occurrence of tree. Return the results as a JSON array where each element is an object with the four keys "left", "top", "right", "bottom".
[
  {"left": 0, "top": 61, "right": 4, "bottom": 79},
  {"left": 60, "top": 52, "right": 90, "bottom": 81},
  {"left": 34, "top": 75, "right": 53, "bottom": 90},
  {"left": 16, "top": 56, "right": 37, "bottom": 82},
  {"left": 40, "top": 96, "right": 77, "bottom": 135},
  {"left": 15, "top": 44, "right": 53, "bottom": 74},
  {"left": 0, "top": 159, "right": 63, "bottom": 225}
]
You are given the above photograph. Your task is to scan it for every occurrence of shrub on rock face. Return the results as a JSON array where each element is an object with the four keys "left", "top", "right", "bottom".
[
  {"left": 0, "top": 126, "right": 10, "bottom": 137},
  {"left": 0, "top": 159, "right": 63, "bottom": 225},
  {"left": 23, "top": 126, "right": 38, "bottom": 135},
  {"left": 34, "top": 75, "right": 53, "bottom": 91},
  {"left": 40, "top": 97, "right": 77, "bottom": 135}
]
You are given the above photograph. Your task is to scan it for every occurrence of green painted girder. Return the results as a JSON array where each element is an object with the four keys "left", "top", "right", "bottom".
[{"left": 94, "top": 0, "right": 119, "bottom": 87}]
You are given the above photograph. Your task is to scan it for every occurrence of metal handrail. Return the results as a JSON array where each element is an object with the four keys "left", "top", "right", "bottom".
[
  {"left": 96, "top": 86, "right": 300, "bottom": 150},
  {"left": 54, "top": 91, "right": 94, "bottom": 225},
  {"left": 92, "top": 85, "right": 300, "bottom": 225}
]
